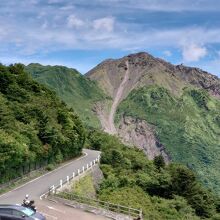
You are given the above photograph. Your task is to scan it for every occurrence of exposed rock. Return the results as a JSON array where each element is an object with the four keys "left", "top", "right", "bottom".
[
  {"left": 91, "top": 164, "right": 104, "bottom": 190},
  {"left": 117, "top": 116, "right": 170, "bottom": 163}
]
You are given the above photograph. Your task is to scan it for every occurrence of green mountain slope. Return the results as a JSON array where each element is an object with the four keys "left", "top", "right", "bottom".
[
  {"left": 25, "top": 63, "right": 106, "bottom": 128},
  {"left": 116, "top": 85, "right": 220, "bottom": 193},
  {"left": 0, "top": 64, "right": 86, "bottom": 182}
]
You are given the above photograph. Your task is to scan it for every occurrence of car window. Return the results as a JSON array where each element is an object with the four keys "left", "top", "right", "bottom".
[
  {"left": 0, "top": 209, "right": 12, "bottom": 215},
  {"left": 20, "top": 207, "right": 34, "bottom": 216},
  {"left": 12, "top": 210, "right": 23, "bottom": 217}
]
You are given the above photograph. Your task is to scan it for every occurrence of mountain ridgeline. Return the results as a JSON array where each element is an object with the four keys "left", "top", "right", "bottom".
[
  {"left": 24, "top": 52, "right": 220, "bottom": 195},
  {"left": 25, "top": 63, "right": 107, "bottom": 128}
]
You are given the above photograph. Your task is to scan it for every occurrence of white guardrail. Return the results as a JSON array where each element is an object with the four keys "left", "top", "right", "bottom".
[{"left": 40, "top": 155, "right": 101, "bottom": 200}]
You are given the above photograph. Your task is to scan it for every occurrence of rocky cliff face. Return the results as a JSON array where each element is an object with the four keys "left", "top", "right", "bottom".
[
  {"left": 118, "top": 116, "right": 170, "bottom": 163},
  {"left": 86, "top": 52, "right": 220, "bottom": 161}
]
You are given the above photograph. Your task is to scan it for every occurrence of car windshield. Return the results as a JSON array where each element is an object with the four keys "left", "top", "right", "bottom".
[{"left": 20, "top": 207, "right": 35, "bottom": 216}]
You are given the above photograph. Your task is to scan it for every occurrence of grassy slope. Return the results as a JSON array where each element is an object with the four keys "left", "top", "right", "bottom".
[
  {"left": 116, "top": 85, "right": 220, "bottom": 193},
  {"left": 25, "top": 63, "right": 107, "bottom": 128}
]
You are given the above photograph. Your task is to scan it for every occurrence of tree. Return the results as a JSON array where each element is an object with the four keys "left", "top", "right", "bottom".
[
  {"left": 169, "top": 164, "right": 196, "bottom": 196},
  {"left": 153, "top": 155, "right": 165, "bottom": 170}
]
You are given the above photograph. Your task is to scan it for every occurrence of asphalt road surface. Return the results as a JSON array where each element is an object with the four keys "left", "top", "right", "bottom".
[
  {"left": 0, "top": 149, "right": 100, "bottom": 204},
  {"left": 37, "top": 199, "right": 110, "bottom": 220}
]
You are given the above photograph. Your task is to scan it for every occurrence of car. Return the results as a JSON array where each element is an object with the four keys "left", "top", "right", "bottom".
[{"left": 0, "top": 204, "right": 46, "bottom": 220}]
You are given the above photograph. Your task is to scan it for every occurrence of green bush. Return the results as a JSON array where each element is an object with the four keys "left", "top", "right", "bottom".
[{"left": 46, "top": 164, "right": 55, "bottom": 171}]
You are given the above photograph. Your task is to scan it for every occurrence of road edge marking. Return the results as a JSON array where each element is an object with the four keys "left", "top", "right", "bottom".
[{"left": 0, "top": 151, "right": 88, "bottom": 198}]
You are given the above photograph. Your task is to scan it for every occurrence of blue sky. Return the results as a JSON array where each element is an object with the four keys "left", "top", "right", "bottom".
[{"left": 0, "top": 0, "right": 220, "bottom": 76}]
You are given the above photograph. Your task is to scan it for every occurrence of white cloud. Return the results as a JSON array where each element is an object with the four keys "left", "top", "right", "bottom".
[
  {"left": 95, "top": 0, "right": 220, "bottom": 12},
  {"left": 67, "top": 15, "right": 84, "bottom": 28},
  {"left": 163, "top": 50, "right": 172, "bottom": 57},
  {"left": 48, "top": 0, "right": 62, "bottom": 4},
  {"left": 198, "top": 58, "right": 220, "bottom": 77},
  {"left": 182, "top": 43, "right": 207, "bottom": 62},
  {"left": 41, "top": 21, "right": 48, "bottom": 29},
  {"left": 93, "top": 17, "right": 115, "bottom": 32}
]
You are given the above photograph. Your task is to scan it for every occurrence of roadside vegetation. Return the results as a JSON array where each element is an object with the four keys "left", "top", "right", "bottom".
[
  {"left": 87, "top": 130, "right": 220, "bottom": 220},
  {"left": 0, "top": 64, "right": 86, "bottom": 183},
  {"left": 70, "top": 174, "right": 96, "bottom": 198}
]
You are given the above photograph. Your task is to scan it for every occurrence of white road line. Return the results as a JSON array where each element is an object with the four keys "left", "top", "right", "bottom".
[
  {"left": 0, "top": 152, "right": 88, "bottom": 198},
  {"left": 40, "top": 211, "right": 58, "bottom": 220},
  {"left": 47, "top": 205, "right": 66, "bottom": 213}
]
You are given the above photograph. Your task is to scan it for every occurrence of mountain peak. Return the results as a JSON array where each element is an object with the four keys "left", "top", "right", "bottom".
[{"left": 87, "top": 51, "right": 220, "bottom": 99}]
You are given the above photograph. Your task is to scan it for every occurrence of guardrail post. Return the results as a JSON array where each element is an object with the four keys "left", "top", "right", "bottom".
[
  {"left": 93, "top": 160, "right": 96, "bottom": 165},
  {"left": 140, "top": 209, "right": 143, "bottom": 220},
  {"left": 78, "top": 169, "right": 80, "bottom": 175},
  {"left": 48, "top": 187, "right": 51, "bottom": 196},
  {"left": 67, "top": 175, "right": 69, "bottom": 184},
  {"left": 60, "top": 179, "right": 63, "bottom": 188},
  {"left": 98, "top": 155, "right": 100, "bottom": 162},
  {"left": 90, "top": 162, "right": 92, "bottom": 167},
  {"left": 52, "top": 185, "right": 55, "bottom": 194},
  {"left": 82, "top": 166, "right": 85, "bottom": 173},
  {"left": 72, "top": 172, "right": 75, "bottom": 178},
  {"left": 86, "top": 164, "right": 89, "bottom": 169}
]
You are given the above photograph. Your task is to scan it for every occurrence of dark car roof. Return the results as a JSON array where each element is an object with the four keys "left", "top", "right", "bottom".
[
  {"left": 0, "top": 204, "right": 45, "bottom": 220},
  {"left": 0, "top": 204, "right": 23, "bottom": 210}
]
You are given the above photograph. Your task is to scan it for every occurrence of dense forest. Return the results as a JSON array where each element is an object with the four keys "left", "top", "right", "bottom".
[
  {"left": 0, "top": 64, "right": 86, "bottom": 182},
  {"left": 87, "top": 130, "right": 220, "bottom": 219}
]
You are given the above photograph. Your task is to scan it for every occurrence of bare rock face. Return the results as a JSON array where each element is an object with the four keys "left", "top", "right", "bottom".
[
  {"left": 87, "top": 52, "right": 220, "bottom": 99},
  {"left": 118, "top": 116, "right": 170, "bottom": 163},
  {"left": 175, "top": 65, "right": 220, "bottom": 98}
]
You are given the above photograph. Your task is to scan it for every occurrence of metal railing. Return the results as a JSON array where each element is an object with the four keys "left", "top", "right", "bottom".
[
  {"left": 40, "top": 156, "right": 100, "bottom": 199},
  {"left": 54, "top": 192, "right": 142, "bottom": 220},
  {"left": 43, "top": 154, "right": 142, "bottom": 219}
]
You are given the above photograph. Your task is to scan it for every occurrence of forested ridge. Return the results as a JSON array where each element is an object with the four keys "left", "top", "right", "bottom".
[
  {"left": 0, "top": 64, "right": 86, "bottom": 182},
  {"left": 25, "top": 63, "right": 107, "bottom": 128}
]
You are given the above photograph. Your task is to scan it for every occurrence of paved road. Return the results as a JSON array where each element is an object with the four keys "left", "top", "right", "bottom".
[
  {"left": 37, "top": 200, "right": 110, "bottom": 220},
  {"left": 0, "top": 149, "right": 100, "bottom": 204}
]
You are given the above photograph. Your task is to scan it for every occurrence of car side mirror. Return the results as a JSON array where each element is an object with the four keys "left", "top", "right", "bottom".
[{"left": 22, "top": 215, "right": 26, "bottom": 218}]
